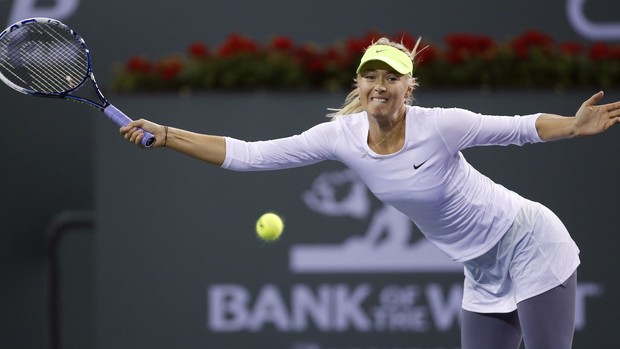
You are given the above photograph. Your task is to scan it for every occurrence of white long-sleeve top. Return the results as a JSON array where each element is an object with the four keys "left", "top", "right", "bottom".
[{"left": 222, "top": 106, "right": 543, "bottom": 262}]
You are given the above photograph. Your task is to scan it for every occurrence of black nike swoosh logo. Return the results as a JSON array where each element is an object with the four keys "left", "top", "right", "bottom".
[
  {"left": 376, "top": 49, "right": 387, "bottom": 53},
  {"left": 413, "top": 159, "right": 429, "bottom": 170}
]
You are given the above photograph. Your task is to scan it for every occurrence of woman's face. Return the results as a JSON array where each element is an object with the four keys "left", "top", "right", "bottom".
[{"left": 357, "top": 60, "right": 412, "bottom": 120}]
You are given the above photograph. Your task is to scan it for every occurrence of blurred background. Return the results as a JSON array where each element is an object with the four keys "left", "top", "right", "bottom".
[{"left": 1, "top": 1, "right": 619, "bottom": 348}]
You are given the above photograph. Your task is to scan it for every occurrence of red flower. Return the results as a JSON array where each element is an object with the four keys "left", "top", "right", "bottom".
[
  {"left": 444, "top": 33, "right": 496, "bottom": 63},
  {"left": 294, "top": 45, "right": 325, "bottom": 73},
  {"left": 322, "top": 46, "right": 350, "bottom": 69},
  {"left": 270, "top": 36, "right": 294, "bottom": 51},
  {"left": 473, "top": 35, "right": 495, "bottom": 52},
  {"left": 293, "top": 44, "right": 326, "bottom": 73},
  {"left": 217, "top": 33, "right": 259, "bottom": 57},
  {"left": 295, "top": 44, "right": 319, "bottom": 61},
  {"left": 444, "top": 33, "right": 472, "bottom": 64},
  {"left": 345, "top": 37, "right": 366, "bottom": 57},
  {"left": 588, "top": 42, "right": 612, "bottom": 60},
  {"left": 188, "top": 42, "right": 209, "bottom": 59},
  {"left": 613, "top": 45, "right": 620, "bottom": 59},
  {"left": 446, "top": 49, "right": 466, "bottom": 64},
  {"left": 306, "top": 57, "right": 326, "bottom": 74},
  {"left": 559, "top": 41, "right": 582, "bottom": 56},
  {"left": 445, "top": 33, "right": 472, "bottom": 50},
  {"left": 157, "top": 57, "right": 183, "bottom": 80},
  {"left": 125, "top": 56, "right": 151, "bottom": 74},
  {"left": 324, "top": 46, "right": 340, "bottom": 60},
  {"left": 511, "top": 30, "right": 554, "bottom": 59}
]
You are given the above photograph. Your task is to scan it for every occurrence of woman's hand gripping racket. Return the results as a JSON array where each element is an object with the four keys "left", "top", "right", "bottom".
[{"left": 0, "top": 17, "right": 155, "bottom": 147}]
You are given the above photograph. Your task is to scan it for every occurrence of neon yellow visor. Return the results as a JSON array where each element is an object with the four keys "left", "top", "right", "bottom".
[{"left": 356, "top": 44, "right": 413, "bottom": 75}]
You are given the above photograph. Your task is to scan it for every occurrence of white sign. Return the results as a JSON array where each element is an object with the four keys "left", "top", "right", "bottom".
[
  {"left": 7, "top": 0, "right": 80, "bottom": 26},
  {"left": 567, "top": 0, "right": 620, "bottom": 41},
  {"left": 291, "top": 169, "right": 462, "bottom": 273}
]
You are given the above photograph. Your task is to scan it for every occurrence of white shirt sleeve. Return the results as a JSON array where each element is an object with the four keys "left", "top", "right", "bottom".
[
  {"left": 222, "top": 121, "right": 340, "bottom": 171},
  {"left": 434, "top": 108, "right": 543, "bottom": 155}
]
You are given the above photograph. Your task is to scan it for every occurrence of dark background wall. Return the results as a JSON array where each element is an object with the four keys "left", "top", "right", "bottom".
[
  {"left": 0, "top": 1, "right": 619, "bottom": 348},
  {"left": 95, "top": 91, "right": 620, "bottom": 349}
]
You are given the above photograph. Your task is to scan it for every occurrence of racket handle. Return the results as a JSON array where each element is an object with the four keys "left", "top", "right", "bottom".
[{"left": 104, "top": 105, "right": 155, "bottom": 147}]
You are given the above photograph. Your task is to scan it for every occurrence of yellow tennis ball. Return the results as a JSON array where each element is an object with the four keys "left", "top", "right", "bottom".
[{"left": 256, "top": 212, "right": 284, "bottom": 241}]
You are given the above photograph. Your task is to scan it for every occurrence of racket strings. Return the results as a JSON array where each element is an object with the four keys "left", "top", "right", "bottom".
[
  {"left": 0, "top": 23, "right": 88, "bottom": 93},
  {"left": 27, "top": 25, "right": 87, "bottom": 91},
  {"left": 22, "top": 39, "right": 82, "bottom": 91}
]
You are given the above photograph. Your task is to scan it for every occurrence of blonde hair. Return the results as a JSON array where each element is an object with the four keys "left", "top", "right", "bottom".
[{"left": 327, "top": 37, "right": 422, "bottom": 120}]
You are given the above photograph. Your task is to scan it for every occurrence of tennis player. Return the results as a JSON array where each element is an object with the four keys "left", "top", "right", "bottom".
[{"left": 121, "top": 37, "right": 620, "bottom": 349}]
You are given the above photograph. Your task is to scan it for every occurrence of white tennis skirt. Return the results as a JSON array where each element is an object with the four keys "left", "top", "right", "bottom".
[{"left": 461, "top": 200, "right": 580, "bottom": 313}]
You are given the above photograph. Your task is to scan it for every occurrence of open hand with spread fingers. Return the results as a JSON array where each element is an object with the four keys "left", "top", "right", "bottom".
[{"left": 574, "top": 91, "right": 620, "bottom": 137}]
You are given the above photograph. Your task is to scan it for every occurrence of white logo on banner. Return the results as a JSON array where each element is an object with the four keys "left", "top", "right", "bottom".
[
  {"left": 567, "top": 0, "right": 620, "bottom": 41},
  {"left": 208, "top": 172, "right": 604, "bottom": 334},
  {"left": 7, "top": 0, "right": 80, "bottom": 26},
  {"left": 290, "top": 169, "right": 461, "bottom": 273}
]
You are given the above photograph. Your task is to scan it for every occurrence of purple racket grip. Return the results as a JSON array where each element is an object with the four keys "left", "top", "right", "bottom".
[{"left": 104, "top": 105, "right": 155, "bottom": 147}]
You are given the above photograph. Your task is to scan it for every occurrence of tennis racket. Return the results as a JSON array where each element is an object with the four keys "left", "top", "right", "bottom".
[{"left": 0, "top": 17, "right": 155, "bottom": 147}]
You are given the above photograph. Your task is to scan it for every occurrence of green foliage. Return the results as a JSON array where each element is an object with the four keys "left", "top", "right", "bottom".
[{"left": 111, "top": 31, "right": 620, "bottom": 92}]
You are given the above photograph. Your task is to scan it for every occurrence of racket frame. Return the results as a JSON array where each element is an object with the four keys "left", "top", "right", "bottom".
[{"left": 0, "top": 17, "right": 155, "bottom": 147}]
